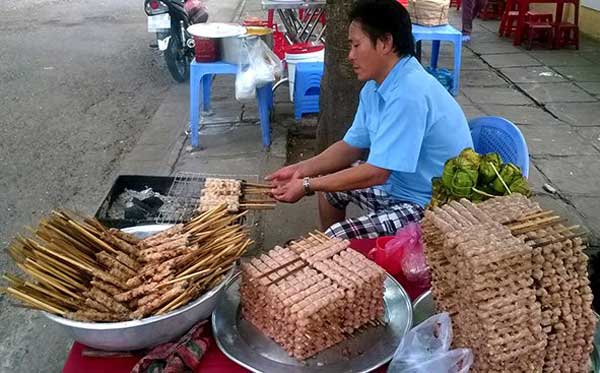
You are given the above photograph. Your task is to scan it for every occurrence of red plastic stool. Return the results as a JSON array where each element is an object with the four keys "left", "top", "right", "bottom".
[
  {"left": 479, "top": 0, "right": 505, "bottom": 20},
  {"left": 526, "top": 10, "right": 553, "bottom": 23},
  {"left": 499, "top": 0, "right": 518, "bottom": 36},
  {"left": 499, "top": 10, "right": 519, "bottom": 36},
  {"left": 450, "top": 0, "right": 462, "bottom": 10},
  {"left": 523, "top": 22, "right": 553, "bottom": 49},
  {"left": 556, "top": 22, "right": 579, "bottom": 49}
]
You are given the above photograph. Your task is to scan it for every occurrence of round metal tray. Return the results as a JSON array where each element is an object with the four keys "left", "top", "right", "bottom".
[
  {"left": 212, "top": 272, "right": 413, "bottom": 373},
  {"left": 43, "top": 224, "right": 234, "bottom": 351}
]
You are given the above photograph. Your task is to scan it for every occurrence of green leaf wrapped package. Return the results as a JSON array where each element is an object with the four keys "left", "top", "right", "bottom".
[
  {"left": 509, "top": 176, "right": 532, "bottom": 197},
  {"left": 428, "top": 148, "right": 532, "bottom": 208},
  {"left": 441, "top": 157, "right": 479, "bottom": 198},
  {"left": 457, "top": 148, "right": 481, "bottom": 169},
  {"left": 492, "top": 163, "right": 522, "bottom": 194},
  {"left": 479, "top": 153, "right": 502, "bottom": 184}
]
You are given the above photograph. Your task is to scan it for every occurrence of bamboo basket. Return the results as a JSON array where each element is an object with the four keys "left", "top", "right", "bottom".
[{"left": 408, "top": 0, "right": 449, "bottom": 26}]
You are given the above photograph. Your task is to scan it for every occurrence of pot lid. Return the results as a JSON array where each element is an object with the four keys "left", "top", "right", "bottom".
[{"left": 187, "top": 23, "right": 247, "bottom": 38}]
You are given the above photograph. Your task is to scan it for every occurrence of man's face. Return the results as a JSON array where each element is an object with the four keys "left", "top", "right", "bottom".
[{"left": 348, "top": 21, "right": 390, "bottom": 82}]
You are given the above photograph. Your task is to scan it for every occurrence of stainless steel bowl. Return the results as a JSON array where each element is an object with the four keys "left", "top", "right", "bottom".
[{"left": 43, "top": 224, "right": 234, "bottom": 351}]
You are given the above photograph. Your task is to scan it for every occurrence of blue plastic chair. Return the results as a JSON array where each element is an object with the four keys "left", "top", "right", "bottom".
[{"left": 468, "top": 116, "right": 530, "bottom": 178}]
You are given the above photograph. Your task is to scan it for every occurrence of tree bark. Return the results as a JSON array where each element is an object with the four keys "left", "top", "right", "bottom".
[{"left": 316, "top": 0, "right": 363, "bottom": 152}]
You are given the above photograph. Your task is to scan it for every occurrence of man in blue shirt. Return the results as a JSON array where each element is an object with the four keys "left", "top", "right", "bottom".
[{"left": 267, "top": 0, "right": 473, "bottom": 239}]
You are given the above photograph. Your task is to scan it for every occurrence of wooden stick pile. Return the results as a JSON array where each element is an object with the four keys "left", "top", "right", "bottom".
[{"left": 1, "top": 204, "right": 251, "bottom": 322}]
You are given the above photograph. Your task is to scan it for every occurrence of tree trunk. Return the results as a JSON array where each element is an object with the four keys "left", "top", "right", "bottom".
[{"left": 316, "top": 0, "right": 363, "bottom": 152}]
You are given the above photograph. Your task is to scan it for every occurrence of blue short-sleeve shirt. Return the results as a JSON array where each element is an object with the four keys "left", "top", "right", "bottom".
[{"left": 343, "top": 56, "right": 473, "bottom": 207}]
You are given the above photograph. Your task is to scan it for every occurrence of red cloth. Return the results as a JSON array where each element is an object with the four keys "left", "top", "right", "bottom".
[
  {"left": 63, "top": 238, "right": 426, "bottom": 373},
  {"left": 63, "top": 336, "right": 248, "bottom": 373}
]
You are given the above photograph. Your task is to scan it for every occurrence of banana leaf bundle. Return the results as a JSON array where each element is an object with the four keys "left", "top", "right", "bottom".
[{"left": 429, "top": 148, "right": 532, "bottom": 208}]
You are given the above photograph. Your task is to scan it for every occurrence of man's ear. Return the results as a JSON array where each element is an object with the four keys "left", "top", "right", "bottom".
[{"left": 378, "top": 33, "right": 395, "bottom": 55}]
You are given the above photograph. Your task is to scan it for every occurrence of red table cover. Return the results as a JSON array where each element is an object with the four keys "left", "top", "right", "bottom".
[{"left": 63, "top": 238, "right": 425, "bottom": 373}]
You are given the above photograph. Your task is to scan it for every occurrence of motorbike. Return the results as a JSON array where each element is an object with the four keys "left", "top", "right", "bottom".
[{"left": 144, "top": 0, "right": 208, "bottom": 82}]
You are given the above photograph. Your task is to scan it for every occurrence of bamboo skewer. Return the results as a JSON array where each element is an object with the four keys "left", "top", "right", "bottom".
[
  {"left": 240, "top": 204, "right": 276, "bottom": 210},
  {"left": 509, "top": 216, "right": 566, "bottom": 234},
  {"left": 243, "top": 182, "right": 272, "bottom": 188},
  {"left": 3, "top": 287, "right": 67, "bottom": 315}
]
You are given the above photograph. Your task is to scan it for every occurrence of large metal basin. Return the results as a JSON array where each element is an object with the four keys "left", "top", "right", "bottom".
[{"left": 43, "top": 224, "right": 234, "bottom": 351}]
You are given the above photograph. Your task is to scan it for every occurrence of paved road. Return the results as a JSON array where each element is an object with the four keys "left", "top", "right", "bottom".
[{"left": 0, "top": 0, "right": 173, "bottom": 371}]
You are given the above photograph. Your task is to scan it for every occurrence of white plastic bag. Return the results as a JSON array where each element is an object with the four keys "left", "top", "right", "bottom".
[
  {"left": 388, "top": 313, "right": 473, "bottom": 373},
  {"left": 249, "top": 38, "right": 282, "bottom": 88},
  {"left": 235, "top": 39, "right": 256, "bottom": 101},
  {"left": 235, "top": 38, "right": 283, "bottom": 101}
]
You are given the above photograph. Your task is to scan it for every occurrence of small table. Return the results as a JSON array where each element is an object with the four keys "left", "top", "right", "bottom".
[
  {"left": 412, "top": 24, "right": 463, "bottom": 96},
  {"left": 512, "top": 0, "right": 577, "bottom": 46},
  {"left": 262, "top": 0, "right": 326, "bottom": 44},
  {"left": 189, "top": 60, "right": 273, "bottom": 150}
]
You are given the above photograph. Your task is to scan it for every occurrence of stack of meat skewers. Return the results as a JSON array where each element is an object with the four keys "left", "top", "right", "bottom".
[
  {"left": 422, "top": 195, "right": 595, "bottom": 372},
  {"left": 197, "top": 177, "right": 276, "bottom": 213},
  {"left": 1, "top": 204, "right": 251, "bottom": 322},
  {"left": 240, "top": 231, "right": 386, "bottom": 360}
]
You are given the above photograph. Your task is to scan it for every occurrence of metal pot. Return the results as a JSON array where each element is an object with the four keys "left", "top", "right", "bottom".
[{"left": 220, "top": 27, "right": 274, "bottom": 65}]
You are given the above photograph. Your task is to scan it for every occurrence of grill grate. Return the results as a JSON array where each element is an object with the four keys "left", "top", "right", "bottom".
[{"left": 155, "top": 172, "right": 260, "bottom": 225}]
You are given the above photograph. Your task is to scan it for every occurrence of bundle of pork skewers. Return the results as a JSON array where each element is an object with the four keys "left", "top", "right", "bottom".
[
  {"left": 240, "top": 231, "right": 386, "bottom": 360},
  {"left": 197, "top": 177, "right": 276, "bottom": 213},
  {"left": 1, "top": 204, "right": 252, "bottom": 322},
  {"left": 423, "top": 195, "right": 595, "bottom": 372}
]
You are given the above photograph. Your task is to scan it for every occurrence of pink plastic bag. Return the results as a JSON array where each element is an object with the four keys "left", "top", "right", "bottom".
[{"left": 368, "top": 223, "right": 430, "bottom": 289}]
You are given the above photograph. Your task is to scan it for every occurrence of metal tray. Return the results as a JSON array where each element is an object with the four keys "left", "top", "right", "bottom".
[
  {"left": 43, "top": 225, "right": 234, "bottom": 351},
  {"left": 212, "top": 272, "right": 413, "bottom": 373}
]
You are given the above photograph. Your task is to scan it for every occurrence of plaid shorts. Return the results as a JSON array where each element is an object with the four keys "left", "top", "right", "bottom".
[{"left": 324, "top": 187, "right": 424, "bottom": 240}]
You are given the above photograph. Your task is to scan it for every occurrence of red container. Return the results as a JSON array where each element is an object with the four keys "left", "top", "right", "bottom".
[
  {"left": 193, "top": 37, "right": 218, "bottom": 62},
  {"left": 376, "top": 235, "right": 395, "bottom": 251}
]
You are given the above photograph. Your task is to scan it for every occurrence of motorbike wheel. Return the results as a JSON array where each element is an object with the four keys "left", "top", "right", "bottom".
[{"left": 164, "top": 33, "right": 189, "bottom": 83}]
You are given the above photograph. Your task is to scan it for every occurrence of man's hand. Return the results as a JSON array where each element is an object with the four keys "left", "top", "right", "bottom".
[
  {"left": 265, "top": 164, "right": 302, "bottom": 187},
  {"left": 271, "top": 177, "right": 305, "bottom": 203}
]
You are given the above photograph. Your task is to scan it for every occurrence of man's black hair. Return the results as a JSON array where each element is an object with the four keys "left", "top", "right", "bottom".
[{"left": 349, "top": 0, "right": 415, "bottom": 57}]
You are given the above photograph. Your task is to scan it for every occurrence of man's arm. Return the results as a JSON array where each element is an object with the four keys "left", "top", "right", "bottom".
[
  {"left": 265, "top": 141, "right": 365, "bottom": 185},
  {"left": 297, "top": 140, "right": 366, "bottom": 177},
  {"left": 271, "top": 162, "right": 390, "bottom": 203},
  {"left": 310, "top": 162, "right": 390, "bottom": 192}
]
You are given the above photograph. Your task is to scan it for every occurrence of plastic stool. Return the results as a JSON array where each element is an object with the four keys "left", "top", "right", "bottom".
[
  {"left": 524, "top": 22, "right": 553, "bottom": 49},
  {"left": 556, "top": 22, "right": 579, "bottom": 49},
  {"left": 499, "top": 10, "right": 518, "bottom": 36},
  {"left": 479, "top": 0, "right": 504, "bottom": 20},
  {"left": 412, "top": 24, "right": 462, "bottom": 96},
  {"left": 450, "top": 0, "right": 462, "bottom": 10},
  {"left": 293, "top": 62, "right": 324, "bottom": 120},
  {"left": 189, "top": 60, "right": 274, "bottom": 150}
]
